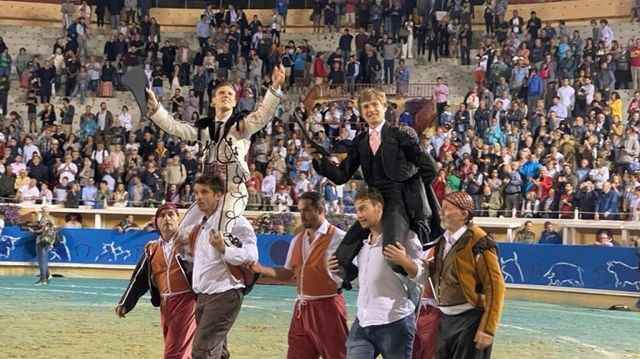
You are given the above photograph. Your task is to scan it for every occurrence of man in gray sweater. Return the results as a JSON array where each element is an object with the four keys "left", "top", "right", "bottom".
[{"left": 383, "top": 38, "right": 399, "bottom": 85}]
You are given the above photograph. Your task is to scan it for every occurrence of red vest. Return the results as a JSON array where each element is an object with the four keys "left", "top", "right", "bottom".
[
  {"left": 148, "top": 241, "right": 190, "bottom": 295},
  {"left": 289, "top": 226, "right": 338, "bottom": 297}
]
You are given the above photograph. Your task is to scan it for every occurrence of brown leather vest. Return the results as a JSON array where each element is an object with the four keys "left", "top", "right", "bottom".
[{"left": 431, "top": 232, "right": 472, "bottom": 307}]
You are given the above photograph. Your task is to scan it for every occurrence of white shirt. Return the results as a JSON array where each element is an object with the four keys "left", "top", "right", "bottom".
[
  {"left": 97, "top": 111, "right": 108, "bottom": 130},
  {"left": 294, "top": 179, "right": 312, "bottom": 196},
  {"left": 161, "top": 239, "right": 174, "bottom": 264},
  {"left": 355, "top": 231, "right": 424, "bottom": 327},
  {"left": 190, "top": 205, "right": 259, "bottom": 295},
  {"left": 261, "top": 174, "right": 276, "bottom": 196},
  {"left": 284, "top": 220, "right": 345, "bottom": 298},
  {"left": 57, "top": 162, "right": 78, "bottom": 183},
  {"left": 119, "top": 112, "right": 133, "bottom": 131},
  {"left": 19, "top": 185, "right": 40, "bottom": 204},
  {"left": 581, "top": 84, "right": 595, "bottom": 104},
  {"left": 600, "top": 26, "right": 614, "bottom": 48},
  {"left": 443, "top": 225, "right": 468, "bottom": 258},
  {"left": 557, "top": 85, "right": 575, "bottom": 111},
  {"left": 23, "top": 144, "right": 40, "bottom": 163}
]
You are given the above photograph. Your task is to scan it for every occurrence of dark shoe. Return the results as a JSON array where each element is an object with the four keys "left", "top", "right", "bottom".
[{"left": 34, "top": 280, "right": 44, "bottom": 286}]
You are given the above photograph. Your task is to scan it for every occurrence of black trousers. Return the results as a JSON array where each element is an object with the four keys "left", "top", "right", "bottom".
[
  {"left": 460, "top": 46, "right": 471, "bottom": 65},
  {"left": 417, "top": 38, "right": 427, "bottom": 56},
  {"left": 335, "top": 183, "right": 410, "bottom": 286},
  {"left": 428, "top": 44, "right": 439, "bottom": 62},
  {"left": 437, "top": 309, "right": 492, "bottom": 359},
  {"left": 96, "top": 9, "right": 105, "bottom": 27}
]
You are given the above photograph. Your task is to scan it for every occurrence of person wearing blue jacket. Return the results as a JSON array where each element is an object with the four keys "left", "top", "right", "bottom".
[
  {"left": 595, "top": 181, "right": 621, "bottom": 220},
  {"left": 527, "top": 68, "right": 543, "bottom": 110},
  {"left": 539, "top": 222, "right": 563, "bottom": 244},
  {"left": 519, "top": 151, "right": 542, "bottom": 193}
]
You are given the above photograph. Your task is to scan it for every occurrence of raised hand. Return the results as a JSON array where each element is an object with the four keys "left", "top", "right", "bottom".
[
  {"left": 146, "top": 88, "right": 160, "bottom": 116},
  {"left": 271, "top": 64, "right": 286, "bottom": 91}
]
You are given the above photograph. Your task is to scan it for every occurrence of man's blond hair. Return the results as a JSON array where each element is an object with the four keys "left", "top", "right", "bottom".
[{"left": 357, "top": 88, "right": 387, "bottom": 109}]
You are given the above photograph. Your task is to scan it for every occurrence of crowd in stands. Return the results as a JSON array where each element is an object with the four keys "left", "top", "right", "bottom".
[
  {"left": 427, "top": 8, "right": 640, "bottom": 221},
  {"left": 1, "top": 1, "right": 640, "bottom": 222}
]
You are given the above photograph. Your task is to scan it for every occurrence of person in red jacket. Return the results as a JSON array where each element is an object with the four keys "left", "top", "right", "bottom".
[{"left": 313, "top": 52, "right": 328, "bottom": 85}]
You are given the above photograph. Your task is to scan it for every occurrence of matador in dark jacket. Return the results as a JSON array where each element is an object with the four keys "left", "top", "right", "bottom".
[{"left": 313, "top": 88, "right": 442, "bottom": 287}]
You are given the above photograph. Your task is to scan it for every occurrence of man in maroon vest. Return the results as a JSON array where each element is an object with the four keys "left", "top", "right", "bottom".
[
  {"left": 116, "top": 204, "right": 196, "bottom": 359},
  {"left": 250, "top": 191, "right": 348, "bottom": 359}
]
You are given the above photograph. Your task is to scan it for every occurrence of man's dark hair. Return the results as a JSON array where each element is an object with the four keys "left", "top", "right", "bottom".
[
  {"left": 355, "top": 187, "right": 384, "bottom": 206},
  {"left": 299, "top": 191, "right": 325, "bottom": 212},
  {"left": 194, "top": 175, "right": 225, "bottom": 193}
]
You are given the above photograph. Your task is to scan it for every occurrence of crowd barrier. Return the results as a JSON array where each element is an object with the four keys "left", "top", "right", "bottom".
[{"left": 1, "top": 226, "right": 638, "bottom": 294}]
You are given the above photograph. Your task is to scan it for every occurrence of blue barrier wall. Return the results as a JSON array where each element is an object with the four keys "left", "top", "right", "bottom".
[{"left": 1, "top": 227, "right": 638, "bottom": 293}]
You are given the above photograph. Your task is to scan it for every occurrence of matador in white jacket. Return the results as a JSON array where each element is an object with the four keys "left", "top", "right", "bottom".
[{"left": 145, "top": 65, "right": 286, "bottom": 236}]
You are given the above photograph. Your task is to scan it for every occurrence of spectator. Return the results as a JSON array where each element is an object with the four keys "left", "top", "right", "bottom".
[
  {"left": 595, "top": 181, "right": 620, "bottom": 220},
  {"left": 514, "top": 221, "right": 536, "bottom": 244},
  {"left": 594, "top": 229, "right": 616, "bottom": 246},
  {"left": 434, "top": 76, "right": 449, "bottom": 115},
  {"left": 81, "top": 178, "right": 98, "bottom": 206},
  {"left": 631, "top": 38, "right": 640, "bottom": 90},
  {"left": 64, "top": 213, "right": 83, "bottom": 228},
  {"left": 503, "top": 163, "right": 523, "bottom": 216},
  {"left": 115, "top": 215, "right": 139, "bottom": 233},
  {"left": 64, "top": 182, "right": 82, "bottom": 208},
  {"left": 382, "top": 37, "right": 398, "bottom": 85},
  {"left": 539, "top": 222, "right": 562, "bottom": 244}
]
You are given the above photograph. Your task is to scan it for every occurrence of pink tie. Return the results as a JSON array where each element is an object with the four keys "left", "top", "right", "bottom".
[{"left": 369, "top": 129, "right": 381, "bottom": 154}]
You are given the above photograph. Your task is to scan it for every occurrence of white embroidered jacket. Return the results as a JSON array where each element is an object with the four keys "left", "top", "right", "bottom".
[{"left": 149, "top": 88, "right": 282, "bottom": 178}]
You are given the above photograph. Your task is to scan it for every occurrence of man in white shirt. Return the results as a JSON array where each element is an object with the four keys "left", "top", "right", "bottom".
[
  {"left": 557, "top": 78, "right": 575, "bottom": 113},
  {"left": 581, "top": 78, "right": 595, "bottom": 105},
  {"left": 57, "top": 155, "right": 78, "bottom": 183},
  {"left": 22, "top": 136, "right": 40, "bottom": 163},
  {"left": 251, "top": 191, "right": 348, "bottom": 359},
  {"left": 599, "top": 19, "right": 614, "bottom": 49},
  {"left": 261, "top": 169, "right": 277, "bottom": 203},
  {"left": 329, "top": 187, "right": 424, "bottom": 358},
  {"left": 179, "top": 175, "right": 258, "bottom": 359}
]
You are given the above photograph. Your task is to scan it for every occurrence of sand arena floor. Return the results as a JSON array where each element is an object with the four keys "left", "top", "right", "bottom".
[{"left": 0, "top": 276, "right": 639, "bottom": 359}]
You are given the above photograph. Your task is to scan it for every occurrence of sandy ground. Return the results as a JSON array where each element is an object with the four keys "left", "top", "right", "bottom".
[{"left": 1, "top": 277, "right": 639, "bottom": 359}]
